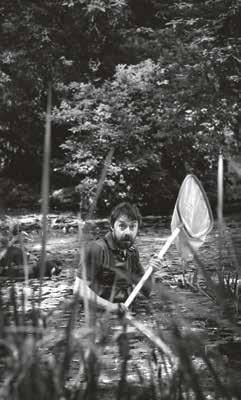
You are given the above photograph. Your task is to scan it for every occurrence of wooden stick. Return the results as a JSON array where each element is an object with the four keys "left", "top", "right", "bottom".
[{"left": 124, "top": 227, "right": 181, "bottom": 308}]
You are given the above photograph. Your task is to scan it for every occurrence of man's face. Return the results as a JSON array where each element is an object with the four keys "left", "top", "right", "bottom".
[{"left": 112, "top": 215, "right": 139, "bottom": 249}]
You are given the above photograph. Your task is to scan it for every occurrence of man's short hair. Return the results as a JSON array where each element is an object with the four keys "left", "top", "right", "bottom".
[{"left": 110, "top": 202, "right": 142, "bottom": 227}]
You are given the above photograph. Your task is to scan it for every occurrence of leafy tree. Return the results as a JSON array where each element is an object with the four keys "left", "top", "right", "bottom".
[
  {"left": 1, "top": 0, "right": 241, "bottom": 211},
  {"left": 0, "top": 0, "right": 127, "bottom": 181},
  {"left": 52, "top": 0, "right": 241, "bottom": 213}
]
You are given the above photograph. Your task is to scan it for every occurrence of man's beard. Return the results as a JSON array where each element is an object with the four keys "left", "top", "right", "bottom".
[{"left": 115, "top": 235, "right": 134, "bottom": 249}]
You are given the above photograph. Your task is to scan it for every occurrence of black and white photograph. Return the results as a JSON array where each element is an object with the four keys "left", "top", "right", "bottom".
[{"left": 0, "top": 1, "right": 241, "bottom": 399}]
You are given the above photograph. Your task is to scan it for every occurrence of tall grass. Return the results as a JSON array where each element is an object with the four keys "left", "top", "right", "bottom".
[{"left": 1, "top": 95, "right": 241, "bottom": 399}]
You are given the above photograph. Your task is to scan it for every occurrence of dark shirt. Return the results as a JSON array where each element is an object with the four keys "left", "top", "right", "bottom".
[{"left": 77, "top": 232, "right": 151, "bottom": 302}]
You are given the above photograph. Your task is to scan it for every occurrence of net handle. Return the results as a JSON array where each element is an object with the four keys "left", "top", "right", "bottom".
[{"left": 124, "top": 226, "right": 181, "bottom": 308}]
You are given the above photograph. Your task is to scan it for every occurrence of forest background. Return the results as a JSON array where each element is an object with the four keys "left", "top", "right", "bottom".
[{"left": 1, "top": 0, "right": 241, "bottom": 216}]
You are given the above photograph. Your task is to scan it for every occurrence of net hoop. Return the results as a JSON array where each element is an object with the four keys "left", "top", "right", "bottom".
[
  {"left": 176, "top": 174, "right": 213, "bottom": 238},
  {"left": 171, "top": 174, "right": 213, "bottom": 260}
]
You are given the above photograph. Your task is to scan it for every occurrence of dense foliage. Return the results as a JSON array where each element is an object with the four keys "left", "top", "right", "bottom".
[{"left": 1, "top": 1, "right": 241, "bottom": 212}]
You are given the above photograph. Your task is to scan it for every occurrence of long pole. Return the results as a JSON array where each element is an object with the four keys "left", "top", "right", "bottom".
[{"left": 124, "top": 226, "right": 181, "bottom": 308}]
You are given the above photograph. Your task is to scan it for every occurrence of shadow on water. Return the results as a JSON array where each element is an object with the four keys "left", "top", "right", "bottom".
[{"left": 1, "top": 212, "right": 241, "bottom": 390}]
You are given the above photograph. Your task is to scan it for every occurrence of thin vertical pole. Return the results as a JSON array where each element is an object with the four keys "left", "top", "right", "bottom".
[{"left": 39, "top": 84, "right": 52, "bottom": 305}]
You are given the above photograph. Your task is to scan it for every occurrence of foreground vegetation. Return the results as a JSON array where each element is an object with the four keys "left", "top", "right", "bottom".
[{"left": 0, "top": 218, "right": 241, "bottom": 400}]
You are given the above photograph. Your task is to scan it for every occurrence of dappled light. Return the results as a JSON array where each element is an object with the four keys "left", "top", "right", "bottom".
[{"left": 1, "top": 1, "right": 241, "bottom": 398}]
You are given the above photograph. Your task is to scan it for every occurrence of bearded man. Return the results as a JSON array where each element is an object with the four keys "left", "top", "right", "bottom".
[{"left": 73, "top": 202, "right": 152, "bottom": 312}]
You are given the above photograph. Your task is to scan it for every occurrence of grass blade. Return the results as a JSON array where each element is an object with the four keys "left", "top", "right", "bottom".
[
  {"left": 87, "top": 147, "right": 114, "bottom": 220},
  {"left": 78, "top": 147, "right": 115, "bottom": 326}
]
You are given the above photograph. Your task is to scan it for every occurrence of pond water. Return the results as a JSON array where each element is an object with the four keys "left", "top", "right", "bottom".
[{"left": 1, "top": 212, "right": 241, "bottom": 392}]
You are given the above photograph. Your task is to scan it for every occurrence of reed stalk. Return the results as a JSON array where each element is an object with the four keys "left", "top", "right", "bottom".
[
  {"left": 38, "top": 83, "right": 52, "bottom": 305},
  {"left": 217, "top": 152, "right": 225, "bottom": 289},
  {"left": 78, "top": 147, "right": 114, "bottom": 327}
]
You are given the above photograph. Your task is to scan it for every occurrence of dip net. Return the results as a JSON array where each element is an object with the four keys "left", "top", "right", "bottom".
[{"left": 171, "top": 174, "right": 213, "bottom": 261}]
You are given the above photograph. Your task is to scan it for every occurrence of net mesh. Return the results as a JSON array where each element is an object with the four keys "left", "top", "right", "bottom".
[{"left": 171, "top": 175, "right": 213, "bottom": 261}]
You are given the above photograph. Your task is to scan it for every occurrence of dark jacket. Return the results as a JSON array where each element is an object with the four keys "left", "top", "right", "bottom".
[{"left": 77, "top": 232, "right": 152, "bottom": 302}]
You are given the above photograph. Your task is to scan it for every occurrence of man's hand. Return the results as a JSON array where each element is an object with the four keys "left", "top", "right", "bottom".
[
  {"left": 117, "top": 302, "right": 128, "bottom": 319},
  {"left": 107, "top": 302, "right": 128, "bottom": 315},
  {"left": 149, "top": 255, "right": 163, "bottom": 272},
  {"left": 118, "top": 302, "right": 128, "bottom": 314}
]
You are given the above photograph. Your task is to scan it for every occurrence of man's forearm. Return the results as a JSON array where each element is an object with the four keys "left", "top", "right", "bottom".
[{"left": 73, "top": 277, "right": 118, "bottom": 312}]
